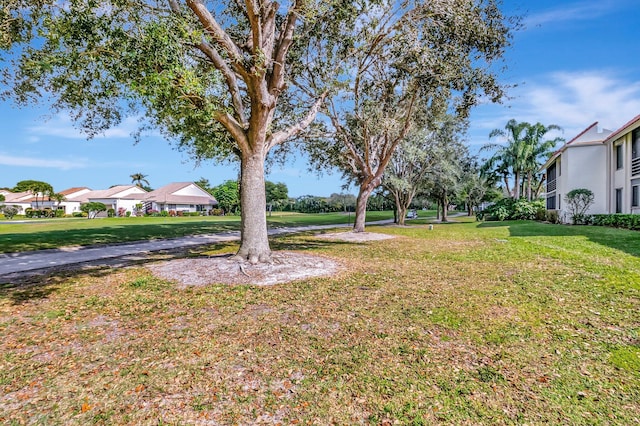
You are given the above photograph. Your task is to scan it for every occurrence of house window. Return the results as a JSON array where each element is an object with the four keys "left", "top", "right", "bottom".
[
  {"left": 616, "top": 188, "right": 623, "bottom": 213},
  {"left": 547, "top": 163, "right": 556, "bottom": 181},
  {"left": 632, "top": 179, "right": 640, "bottom": 207},
  {"left": 557, "top": 194, "right": 561, "bottom": 210},
  {"left": 633, "top": 129, "right": 640, "bottom": 159},
  {"left": 547, "top": 195, "right": 556, "bottom": 210},
  {"left": 616, "top": 144, "right": 623, "bottom": 169}
]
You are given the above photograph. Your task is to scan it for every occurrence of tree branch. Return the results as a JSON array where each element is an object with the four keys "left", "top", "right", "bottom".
[
  {"left": 186, "top": 0, "right": 247, "bottom": 77},
  {"left": 270, "top": 3, "right": 298, "bottom": 93},
  {"left": 195, "top": 41, "right": 248, "bottom": 127},
  {"left": 268, "top": 90, "right": 328, "bottom": 150},
  {"left": 244, "top": 0, "right": 262, "bottom": 54},
  {"left": 213, "top": 111, "right": 250, "bottom": 153}
]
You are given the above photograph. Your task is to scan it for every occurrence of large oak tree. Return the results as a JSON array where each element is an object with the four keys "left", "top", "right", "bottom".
[
  {"left": 1, "top": 0, "right": 359, "bottom": 263},
  {"left": 304, "top": 0, "right": 515, "bottom": 232}
]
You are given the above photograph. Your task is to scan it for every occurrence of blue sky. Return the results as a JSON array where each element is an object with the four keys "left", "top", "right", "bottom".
[{"left": 1, "top": 0, "right": 639, "bottom": 197}]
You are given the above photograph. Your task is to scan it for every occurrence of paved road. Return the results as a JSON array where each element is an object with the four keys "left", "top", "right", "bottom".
[{"left": 0, "top": 221, "right": 395, "bottom": 277}]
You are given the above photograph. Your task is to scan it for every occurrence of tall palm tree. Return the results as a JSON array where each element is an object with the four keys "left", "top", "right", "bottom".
[
  {"left": 482, "top": 119, "right": 530, "bottom": 199},
  {"left": 483, "top": 120, "right": 563, "bottom": 200},
  {"left": 130, "top": 173, "right": 150, "bottom": 188},
  {"left": 521, "top": 123, "right": 563, "bottom": 200}
]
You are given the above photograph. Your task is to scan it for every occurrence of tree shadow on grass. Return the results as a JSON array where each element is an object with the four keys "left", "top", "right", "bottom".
[
  {"left": 0, "top": 233, "right": 355, "bottom": 305},
  {"left": 0, "top": 222, "right": 241, "bottom": 253},
  {"left": 477, "top": 220, "right": 640, "bottom": 257}
]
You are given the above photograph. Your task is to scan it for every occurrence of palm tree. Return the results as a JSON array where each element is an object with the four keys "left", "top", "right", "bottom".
[
  {"left": 482, "top": 120, "right": 562, "bottom": 200},
  {"left": 49, "top": 193, "right": 66, "bottom": 214},
  {"left": 482, "top": 119, "right": 530, "bottom": 199},
  {"left": 130, "top": 173, "right": 150, "bottom": 188},
  {"left": 521, "top": 123, "right": 563, "bottom": 200}
]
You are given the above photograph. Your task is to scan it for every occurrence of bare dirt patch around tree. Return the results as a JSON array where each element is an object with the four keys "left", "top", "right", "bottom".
[
  {"left": 147, "top": 232, "right": 395, "bottom": 286},
  {"left": 315, "top": 230, "right": 396, "bottom": 243},
  {"left": 147, "top": 251, "right": 339, "bottom": 287}
]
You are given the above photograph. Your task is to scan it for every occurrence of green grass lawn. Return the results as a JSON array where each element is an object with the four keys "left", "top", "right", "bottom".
[
  {"left": 1, "top": 219, "right": 639, "bottom": 424},
  {"left": 0, "top": 210, "right": 411, "bottom": 253}
]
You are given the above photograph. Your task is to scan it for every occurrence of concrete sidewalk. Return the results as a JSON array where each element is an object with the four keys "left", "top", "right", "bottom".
[{"left": 0, "top": 220, "right": 395, "bottom": 277}]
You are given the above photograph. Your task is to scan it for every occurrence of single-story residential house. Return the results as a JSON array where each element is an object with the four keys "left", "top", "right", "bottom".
[
  {"left": 0, "top": 190, "right": 33, "bottom": 212},
  {"left": 143, "top": 182, "right": 217, "bottom": 214},
  {"left": 1, "top": 182, "right": 216, "bottom": 217},
  {"left": 68, "top": 185, "right": 148, "bottom": 216}
]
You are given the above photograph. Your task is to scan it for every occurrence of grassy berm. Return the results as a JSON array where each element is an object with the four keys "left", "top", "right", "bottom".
[{"left": 1, "top": 218, "right": 639, "bottom": 424}]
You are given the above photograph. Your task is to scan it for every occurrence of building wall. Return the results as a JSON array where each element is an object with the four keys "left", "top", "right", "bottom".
[
  {"left": 564, "top": 144, "right": 608, "bottom": 216},
  {"left": 610, "top": 133, "right": 630, "bottom": 213}
]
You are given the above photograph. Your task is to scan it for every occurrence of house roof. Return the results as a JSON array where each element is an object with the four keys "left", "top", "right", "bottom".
[
  {"left": 602, "top": 114, "right": 640, "bottom": 144},
  {"left": 541, "top": 122, "right": 612, "bottom": 171},
  {"left": 59, "top": 187, "right": 91, "bottom": 196},
  {"left": 1, "top": 191, "right": 32, "bottom": 203},
  {"left": 63, "top": 185, "right": 146, "bottom": 203},
  {"left": 144, "top": 182, "right": 217, "bottom": 205}
]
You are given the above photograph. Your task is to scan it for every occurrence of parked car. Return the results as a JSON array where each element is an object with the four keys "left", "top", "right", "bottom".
[{"left": 407, "top": 209, "right": 417, "bottom": 219}]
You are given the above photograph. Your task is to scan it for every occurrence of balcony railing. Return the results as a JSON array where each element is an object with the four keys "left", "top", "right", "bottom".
[
  {"left": 632, "top": 157, "right": 640, "bottom": 177},
  {"left": 546, "top": 179, "right": 557, "bottom": 193}
]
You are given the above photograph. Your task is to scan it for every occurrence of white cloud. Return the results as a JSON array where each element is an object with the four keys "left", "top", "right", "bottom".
[
  {"left": 27, "top": 113, "right": 141, "bottom": 140},
  {"left": 469, "top": 70, "right": 640, "bottom": 145},
  {"left": 0, "top": 154, "right": 88, "bottom": 170},
  {"left": 524, "top": 1, "right": 620, "bottom": 28}
]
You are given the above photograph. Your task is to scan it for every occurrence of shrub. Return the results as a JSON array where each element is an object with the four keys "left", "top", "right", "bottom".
[
  {"left": 210, "top": 208, "right": 223, "bottom": 216},
  {"left": 592, "top": 214, "right": 640, "bottom": 230},
  {"left": 546, "top": 210, "right": 559, "bottom": 224},
  {"left": 571, "top": 213, "right": 593, "bottom": 225},
  {"left": 125, "top": 211, "right": 131, "bottom": 217},
  {"left": 107, "top": 208, "right": 115, "bottom": 217},
  {"left": 160, "top": 210, "right": 169, "bottom": 217},
  {"left": 55, "top": 209, "right": 65, "bottom": 218},
  {"left": 189, "top": 211, "right": 200, "bottom": 216},
  {"left": 117, "top": 207, "right": 127, "bottom": 217},
  {"left": 565, "top": 188, "right": 595, "bottom": 223},
  {"left": 478, "top": 198, "right": 545, "bottom": 221},
  {"left": 0, "top": 205, "right": 22, "bottom": 219},
  {"left": 169, "top": 210, "right": 177, "bottom": 217}
]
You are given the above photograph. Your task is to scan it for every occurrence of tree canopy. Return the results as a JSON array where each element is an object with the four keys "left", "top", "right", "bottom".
[
  {"left": 482, "top": 120, "right": 563, "bottom": 200},
  {"left": 303, "top": 0, "right": 515, "bottom": 231},
  {"left": 2, "top": 0, "right": 516, "bottom": 260}
]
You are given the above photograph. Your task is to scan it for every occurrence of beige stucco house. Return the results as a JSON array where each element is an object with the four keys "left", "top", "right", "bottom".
[{"left": 143, "top": 182, "right": 217, "bottom": 214}]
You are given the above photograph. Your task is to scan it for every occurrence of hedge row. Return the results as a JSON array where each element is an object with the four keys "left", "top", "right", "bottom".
[{"left": 588, "top": 214, "right": 640, "bottom": 230}]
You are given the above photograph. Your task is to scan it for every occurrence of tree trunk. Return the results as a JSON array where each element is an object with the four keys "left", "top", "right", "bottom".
[
  {"left": 236, "top": 152, "right": 271, "bottom": 263},
  {"left": 502, "top": 173, "right": 511, "bottom": 198},
  {"left": 513, "top": 171, "right": 521, "bottom": 199},
  {"left": 440, "top": 192, "right": 448, "bottom": 222},
  {"left": 353, "top": 183, "right": 375, "bottom": 232}
]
